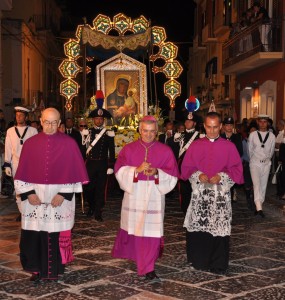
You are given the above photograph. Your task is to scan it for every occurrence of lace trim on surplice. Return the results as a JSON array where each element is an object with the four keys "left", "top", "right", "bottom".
[{"left": 183, "top": 171, "right": 234, "bottom": 237}]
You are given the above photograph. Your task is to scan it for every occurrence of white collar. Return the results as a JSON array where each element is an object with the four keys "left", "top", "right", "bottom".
[{"left": 206, "top": 135, "right": 220, "bottom": 142}]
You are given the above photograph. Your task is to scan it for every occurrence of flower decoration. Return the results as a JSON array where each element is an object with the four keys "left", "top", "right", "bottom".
[
  {"left": 114, "top": 128, "right": 140, "bottom": 157},
  {"left": 147, "top": 105, "right": 166, "bottom": 126}
]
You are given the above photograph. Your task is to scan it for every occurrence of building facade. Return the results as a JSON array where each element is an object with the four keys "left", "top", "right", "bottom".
[
  {"left": 190, "top": 0, "right": 284, "bottom": 125},
  {"left": 0, "top": 0, "right": 64, "bottom": 122}
]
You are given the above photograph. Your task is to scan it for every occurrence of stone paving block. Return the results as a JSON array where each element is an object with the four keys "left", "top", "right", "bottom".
[
  {"left": 109, "top": 260, "right": 138, "bottom": 273},
  {"left": 77, "top": 252, "right": 114, "bottom": 262},
  {"left": 72, "top": 236, "right": 114, "bottom": 251},
  {"left": 230, "top": 245, "right": 273, "bottom": 257},
  {"left": 39, "top": 290, "right": 91, "bottom": 299},
  {"left": 0, "top": 292, "right": 23, "bottom": 300},
  {"left": 158, "top": 253, "right": 189, "bottom": 270},
  {"left": 81, "top": 282, "right": 141, "bottom": 299},
  {"left": 62, "top": 265, "right": 125, "bottom": 285},
  {"left": 164, "top": 234, "right": 185, "bottom": 244},
  {"left": 232, "top": 257, "right": 285, "bottom": 270},
  {"left": 231, "top": 286, "right": 285, "bottom": 300},
  {"left": 162, "top": 242, "right": 186, "bottom": 255},
  {"left": 256, "top": 267, "right": 285, "bottom": 284},
  {"left": 141, "top": 280, "right": 224, "bottom": 300},
  {"left": 0, "top": 279, "right": 66, "bottom": 298},
  {"left": 263, "top": 250, "right": 285, "bottom": 262},
  {"left": 0, "top": 268, "right": 28, "bottom": 283},
  {"left": 162, "top": 269, "right": 222, "bottom": 284},
  {"left": 200, "top": 274, "right": 275, "bottom": 295}
]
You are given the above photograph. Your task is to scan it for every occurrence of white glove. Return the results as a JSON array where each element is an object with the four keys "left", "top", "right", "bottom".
[
  {"left": 174, "top": 132, "right": 181, "bottom": 140},
  {"left": 5, "top": 167, "right": 12, "bottom": 177},
  {"left": 107, "top": 168, "right": 114, "bottom": 175}
]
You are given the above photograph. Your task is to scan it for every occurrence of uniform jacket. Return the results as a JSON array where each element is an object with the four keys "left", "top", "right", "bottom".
[{"left": 86, "top": 127, "right": 115, "bottom": 167}]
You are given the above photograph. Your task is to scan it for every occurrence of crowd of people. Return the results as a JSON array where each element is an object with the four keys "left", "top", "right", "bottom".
[
  {"left": 229, "top": 1, "right": 272, "bottom": 55},
  {"left": 0, "top": 98, "right": 284, "bottom": 284}
]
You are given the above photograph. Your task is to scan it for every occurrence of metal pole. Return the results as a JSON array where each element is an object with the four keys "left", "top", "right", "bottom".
[
  {"left": 81, "top": 192, "right": 85, "bottom": 214},
  {"left": 83, "top": 43, "right": 87, "bottom": 111}
]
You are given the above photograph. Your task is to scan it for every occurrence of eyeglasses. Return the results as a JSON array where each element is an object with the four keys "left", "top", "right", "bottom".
[
  {"left": 79, "top": 125, "right": 87, "bottom": 128},
  {"left": 43, "top": 120, "right": 58, "bottom": 126}
]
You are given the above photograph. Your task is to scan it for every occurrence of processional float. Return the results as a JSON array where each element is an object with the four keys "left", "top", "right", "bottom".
[
  {"left": 59, "top": 13, "right": 184, "bottom": 121},
  {"left": 59, "top": 13, "right": 187, "bottom": 213}
]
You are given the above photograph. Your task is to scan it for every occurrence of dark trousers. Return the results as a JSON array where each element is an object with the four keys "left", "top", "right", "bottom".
[
  {"left": 178, "top": 179, "right": 192, "bottom": 215},
  {"left": 186, "top": 231, "right": 230, "bottom": 271},
  {"left": 20, "top": 230, "right": 64, "bottom": 280},
  {"left": 279, "top": 163, "right": 285, "bottom": 196},
  {"left": 83, "top": 160, "right": 108, "bottom": 217}
]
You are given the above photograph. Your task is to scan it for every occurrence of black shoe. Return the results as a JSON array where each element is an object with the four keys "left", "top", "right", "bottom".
[
  {"left": 255, "top": 210, "right": 265, "bottom": 218},
  {"left": 145, "top": 270, "right": 161, "bottom": 282},
  {"left": 15, "top": 213, "right": 21, "bottom": 222},
  {"left": 95, "top": 215, "right": 103, "bottom": 222},
  {"left": 86, "top": 209, "right": 94, "bottom": 217},
  {"left": 30, "top": 273, "right": 41, "bottom": 283}
]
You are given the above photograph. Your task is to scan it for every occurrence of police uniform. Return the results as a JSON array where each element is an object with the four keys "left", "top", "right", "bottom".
[
  {"left": 221, "top": 117, "right": 243, "bottom": 202},
  {"left": 221, "top": 117, "right": 243, "bottom": 157},
  {"left": 175, "top": 114, "right": 200, "bottom": 215},
  {"left": 83, "top": 92, "right": 115, "bottom": 221}
]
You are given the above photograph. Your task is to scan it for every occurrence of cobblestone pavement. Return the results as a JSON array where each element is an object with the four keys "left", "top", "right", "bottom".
[{"left": 0, "top": 181, "right": 285, "bottom": 300}]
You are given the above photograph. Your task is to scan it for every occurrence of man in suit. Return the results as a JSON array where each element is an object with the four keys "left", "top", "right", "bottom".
[
  {"left": 65, "top": 118, "right": 82, "bottom": 151},
  {"left": 158, "top": 121, "right": 178, "bottom": 158}
]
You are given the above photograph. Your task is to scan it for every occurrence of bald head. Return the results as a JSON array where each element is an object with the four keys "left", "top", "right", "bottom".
[
  {"left": 41, "top": 108, "right": 60, "bottom": 121},
  {"left": 40, "top": 108, "right": 61, "bottom": 135}
]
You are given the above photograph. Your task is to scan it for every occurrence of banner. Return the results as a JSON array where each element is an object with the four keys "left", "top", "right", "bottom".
[{"left": 81, "top": 27, "right": 151, "bottom": 52}]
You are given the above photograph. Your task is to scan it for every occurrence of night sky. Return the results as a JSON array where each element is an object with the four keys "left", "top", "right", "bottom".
[{"left": 59, "top": 0, "right": 196, "bottom": 120}]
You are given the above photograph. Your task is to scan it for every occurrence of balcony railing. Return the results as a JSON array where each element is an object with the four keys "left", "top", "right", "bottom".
[{"left": 222, "top": 19, "right": 282, "bottom": 69}]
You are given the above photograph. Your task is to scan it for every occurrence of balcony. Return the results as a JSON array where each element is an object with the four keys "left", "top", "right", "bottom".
[{"left": 222, "top": 19, "right": 283, "bottom": 75}]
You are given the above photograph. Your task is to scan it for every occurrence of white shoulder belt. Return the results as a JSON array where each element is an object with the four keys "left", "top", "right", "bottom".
[
  {"left": 179, "top": 131, "right": 199, "bottom": 158},
  {"left": 86, "top": 128, "right": 107, "bottom": 155}
]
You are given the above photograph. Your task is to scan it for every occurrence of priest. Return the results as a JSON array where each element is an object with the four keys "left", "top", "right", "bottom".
[
  {"left": 112, "top": 115, "right": 179, "bottom": 282},
  {"left": 14, "top": 107, "right": 89, "bottom": 283},
  {"left": 180, "top": 112, "right": 243, "bottom": 274}
]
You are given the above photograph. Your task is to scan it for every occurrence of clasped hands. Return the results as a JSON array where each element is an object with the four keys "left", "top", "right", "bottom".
[
  {"left": 27, "top": 194, "right": 64, "bottom": 207},
  {"left": 199, "top": 173, "right": 221, "bottom": 184},
  {"left": 136, "top": 161, "right": 157, "bottom": 176}
]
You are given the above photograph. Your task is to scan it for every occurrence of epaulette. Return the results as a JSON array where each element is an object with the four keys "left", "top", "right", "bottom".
[{"left": 106, "top": 130, "right": 115, "bottom": 137}]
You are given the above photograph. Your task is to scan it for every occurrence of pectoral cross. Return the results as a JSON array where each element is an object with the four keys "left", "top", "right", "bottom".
[
  {"left": 140, "top": 141, "right": 155, "bottom": 177},
  {"left": 143, "top": 147, "right": 149, "bottom": 177}
]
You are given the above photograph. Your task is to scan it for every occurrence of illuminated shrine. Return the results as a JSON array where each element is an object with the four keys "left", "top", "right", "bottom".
[{"left": 59, "top": 13, "right": 183, "bottom": 115}]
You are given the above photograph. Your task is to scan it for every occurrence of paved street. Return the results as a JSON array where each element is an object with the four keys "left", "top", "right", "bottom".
[{"left": 0, "top": 181, "right": 285, "bottom": 300}]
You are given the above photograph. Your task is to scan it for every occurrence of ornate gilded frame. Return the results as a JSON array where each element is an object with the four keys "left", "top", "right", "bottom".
[{"left": 96, "top": 53, "right": 147, "bottom": 123}]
